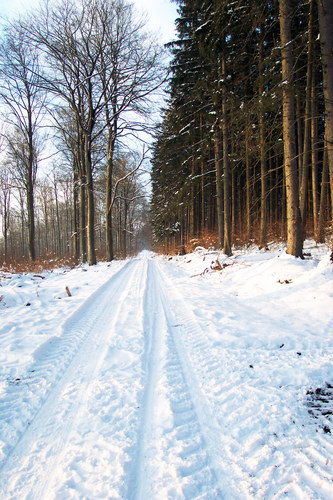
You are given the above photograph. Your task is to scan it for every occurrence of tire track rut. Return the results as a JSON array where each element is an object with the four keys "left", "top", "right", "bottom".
[
  {"left": 129, "top": 259, "right": 229, "bottom": 499},
  {"left": 156, "top": 258, "right": 333, "bottom": 499},
  {"left": 0, "top": 258, "right": 145, "bottom": 499}
]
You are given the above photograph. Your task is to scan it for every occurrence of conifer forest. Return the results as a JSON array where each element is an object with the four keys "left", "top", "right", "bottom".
[
  {"left": 151, "top": 0, "right": 333, "bottom": 258},
  {"left": 0, "top": 0, "right": 333, "bottom": 265}
]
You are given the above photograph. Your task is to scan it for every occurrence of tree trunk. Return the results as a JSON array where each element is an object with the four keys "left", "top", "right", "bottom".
[
  {"left": 231, "top": 164, "right": 236, "bottom": 239},
  {"left": 123, "top": 200, "right": 128, "bottom": 258},
  {"left": 311, "top": 67, "right": 319, "bottom": 238},
  {"left": 27, "top": 181, "right": 35, "bottom": 261},
  {"left": 296, "top": 91, "right": 303, "bottom": 180},
  {"left": 3, "top": 191, "right": 10, "bottom": 261},
  {"left": 200, "top": 114, "right": 205, "bottom": 234},
  {"left": 221, "top": 55, "right": 232, "bottom": 256},
  {"left": 300, "top": 0, "right": 315, "bottom": 233},
  {"left": 27, "top": 118, "right": 36, "bottom": 261},
  {"left": 105, "top": 135, "right": 115, "bottom": 261},
  {"left": 54, "top": 179, "right": 62, "bottom": 255},
  {"left": 19, "top": 191, "right": 25, "bottom": 257},
  {"left": 79, "top": 177, "right": 87, "bottom": 263},
  {"left": 318, "top": 0, "right": 333, "bottom": 241},
  {"left": 78, "top": 131, "right": 87, "bottom": 263},
  {"left": 259, "top": 36, "right": 268, "bottom": 248},
  {"left": 214, "top": 123, "right": 224, "bottom": 248},
  {"left": 259, "top": 109, "right": 268, "bottom": 247},
  {"left": 245, "top": 121, "right": 252, "bottom": 241},
  {"left": 73, "top": 168, "right": 80, "bottom": 260},
  {"left": 85, "top": 133, "right": 96, "bottom": 266},
  {"left": 279, "top": 0, "right": 303, "bottom": 257},
  {"left": 190, "top": 155, "right": 195, "bottom": 237},
  {"left": 317, "top": 138, "right": 329, "bottom": 243}
]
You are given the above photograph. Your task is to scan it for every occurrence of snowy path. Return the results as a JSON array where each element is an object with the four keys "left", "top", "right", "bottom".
[
  {"left": 0, "top": 252, "right": 332, "bottom": 499},
  {"left": 0, "top": 258, "right": 148, "bottom": 498}
]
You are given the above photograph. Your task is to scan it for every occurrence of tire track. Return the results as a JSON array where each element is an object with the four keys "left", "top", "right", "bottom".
[
  {"left": 0, "top": 258, "right": 145, "bottom": 499},
  {"left": 0, "top": 260, "right": 132, "bottom": 464},
  {"left": 154, "top": 260, "right": 243, "bottom": 499},
  {"left": 129, "top": 259, "right": 238, "bottom": 499},
  {"left": 52, "top": 255, "right": 148, "bottom": 499},
  {"left": 156, "top": 258, "right": 333, "bottom": 499}
]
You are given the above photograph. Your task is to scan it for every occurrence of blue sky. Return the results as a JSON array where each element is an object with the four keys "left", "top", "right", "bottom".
[
  {"left": 132, "top": 0, "right": 178, "bottom": 43},
  {"left": 1, "top": 0, "right": 178, "bottom": 44}
]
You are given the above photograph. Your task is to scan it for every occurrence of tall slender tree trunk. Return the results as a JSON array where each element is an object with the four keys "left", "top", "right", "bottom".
[
  {"left": 27, "top": 122, "right": 36, "bottom": 261},
  {"left": 318, "top": 0, "right": 333, "bottom": 244},
  {"left": 73, "top": 167, "right": 80, "bottom": 260},
  {"left": 3, "top": 190, "right": 10, "bottom": 262},
  {"left": 190, "top": 154, "right": 195, "bottom": 237},
  {"left": 19, "top": 191, "right": 25, "bottom": 257},
  {"left": 231, "top": 164, "right": 236, "bottom": 239},
  {"left": 123, "top": 200, "right": 128, "bottom": 258},
  {"left": 245, "top": 120, "right": 252, "bottom": 241},
  {"left": 214, "top": 123, "right": 224, "bottom": 248},
  {"left": 85, "top": 133, "right": 96, "bottom": 266},
  {"left": 221, "top": 55, "right": 232, "bottom": 256},
  {"left": 317, "top": 136, "right": 329, "bottom": 243},
  {"left": 259, "top": 36, "right": 268, "bottom": 248},
  {"left": 279, "top": 0, "right": 303, "bottom": 257},
  {"left": 259, "top": 109, "right": 267, "bottom": 247},
  {"left": 105, "top": 135, "right": 115, "bottom": 261},
  {"left": 300, "top": 0, "right": 315, "bottom": 233},
  {"left": 42, "top": 194, "right": 49, "bottom": 253},
  {"left": 200, "top": 114, "right": 205, "bottom": 234},
  {"left": 79, "top": 176, "right": 87, "bottom": 263},
  {"left": 105, "top": 97, "right": 118, "bottom": 262},
  {"left": 54, "top": 178, "right": 62, "bottom": 255},
  {"left": 78, "top": 132, "right": 87, "bottom": 263},
  {"left": 311, "top": 67, "right": 319, "bottom": 237},
  {"left": 296, "top": 91, "right": 303, "bottom": 179},
  {"left": 27, "top": 181, "right": 35, "bottom": 261}
]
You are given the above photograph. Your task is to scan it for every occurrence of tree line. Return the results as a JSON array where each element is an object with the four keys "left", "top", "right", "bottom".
[
  {"left": 0, "top": 0, "right": 163, "bottom": 265},
  {"left": 151, "top": 0, "right": 333, "bottom": 257}
]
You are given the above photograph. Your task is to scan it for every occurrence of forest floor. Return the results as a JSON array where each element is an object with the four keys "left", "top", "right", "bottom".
[{"left": 0, "top": 241, "right": 332, "bottom": 499}]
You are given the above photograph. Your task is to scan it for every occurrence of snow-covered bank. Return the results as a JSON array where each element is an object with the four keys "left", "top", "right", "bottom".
[
  {"left": 156, "top": 240, "right": 333, "bottom": 498},
  {"left": 0, "top": 242, "right": 332, "bottom": 498},
  {"left": 0, "top": 260, "right": 127, "bottom": 381}
]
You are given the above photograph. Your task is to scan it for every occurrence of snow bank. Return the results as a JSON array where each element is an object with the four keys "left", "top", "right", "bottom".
[{"left": 0, "top": 242, "right": 332, "bottom": 498}]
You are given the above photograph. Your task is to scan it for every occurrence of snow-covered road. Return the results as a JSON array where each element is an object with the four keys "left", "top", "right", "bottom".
[{"left": 0, "top": 249, "right": 332, "bottom": 499}]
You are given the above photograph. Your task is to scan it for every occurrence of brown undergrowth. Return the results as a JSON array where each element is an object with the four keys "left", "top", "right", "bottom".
[
  {"left": 153, "top": 220, "right": 329, "bottom": 256},
  {"left": 0, "top": 254, "right": 80, "bottom": 274}
]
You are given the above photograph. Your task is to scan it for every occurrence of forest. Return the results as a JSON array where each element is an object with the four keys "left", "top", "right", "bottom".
[
  {"left": 151, "top": 0, "right": 333, "bottom": 258},
  {"left": 0, "top": 0, "right": 163, "bottom": 267},
  {"left": 0, "top": 0, "right": 333, "bottom": 266}
]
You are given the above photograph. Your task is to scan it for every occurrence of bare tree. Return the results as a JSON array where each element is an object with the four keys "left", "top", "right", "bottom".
[
  {"left": 0, "top": 167, "right": 11, "bottom": 261},
  {"left": 95, "top": 0, "right": 164, "bottom": 260},
  {"left": 19, "top": 0, "right": 163, "bottom": 264},
  {"left": 20, "top": 0, "right": 107, "bottom": 264},
  {"left": 0, "top": 24, "right": 46, "bottom": 261}
]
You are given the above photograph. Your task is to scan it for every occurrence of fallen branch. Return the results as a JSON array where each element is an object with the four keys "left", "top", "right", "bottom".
[
  {"left": 210, "top": 258, "right": 223, "bottom": 271},
  {"left": 190, "top": 259, "right": 235, "bottom": 278},
  {"left": 191, "top": 268, "right": 210, "bottom": 278}
]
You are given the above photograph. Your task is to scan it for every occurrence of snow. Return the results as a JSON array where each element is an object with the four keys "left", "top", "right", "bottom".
[{"left": 0, "top": 241, "right": 332, "bottom": 498}]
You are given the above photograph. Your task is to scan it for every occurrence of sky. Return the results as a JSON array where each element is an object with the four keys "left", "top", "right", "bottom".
[
  {"left": 0, "top": 0, "right": 178, "bottom": 45},
  {"left": 132, "top": 0, "right": 178, "bottom": 44},
  {"left": 0, "top": 0, "right": 178, "bottom": 181}
]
